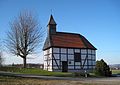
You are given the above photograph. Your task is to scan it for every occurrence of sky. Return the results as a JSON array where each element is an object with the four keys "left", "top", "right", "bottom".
[{"left": 0, "top": 0, "right": 120, "bottom": 65}]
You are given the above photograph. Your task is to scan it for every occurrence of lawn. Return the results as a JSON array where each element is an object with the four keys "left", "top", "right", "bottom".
[
  {"left": 0, "top": 67, "right": 73, "bottom": 77},
  {"left": 1, "top": 67, "right": 119, "bottom": 77},
  {"left": 112, "top": 70, "right": 120, "bottom": 74}
]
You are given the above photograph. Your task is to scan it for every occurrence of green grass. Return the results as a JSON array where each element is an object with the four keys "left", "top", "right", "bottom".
[
  {"left": 0, "top": 67, "right": 113, "bottom": 77},
  {"left": 0, "top": 67, "right": 73, "bottom": 77},
  {"left": 112, "top": 70, "right": 120, "bottom": 74}
]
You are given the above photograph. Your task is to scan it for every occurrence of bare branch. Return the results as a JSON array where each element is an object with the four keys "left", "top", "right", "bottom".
[{"left": 6, "top": 11, "right": 45, "bottom": 68}]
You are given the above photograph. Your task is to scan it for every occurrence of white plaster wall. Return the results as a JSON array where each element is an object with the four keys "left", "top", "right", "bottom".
[
  {"left": 53, "top": 66, "right": 60, "bottom": 69},
  {"left": 61, "top": 48, "right": 67, "bottom": 53},
  {"left": 68, "top": 49, "right": 74, "bottom": 54},
  {"left": 83, "top": 66, "right": 87, "bottom": 69},
  {"left": 82, "top": 60, "right": 84, "bottom": 65},
  {"left": 85, "top": 61, "right": 87, "bottom": 65},
  {"left": 49, "top": 60, "right": 52, "bottom": 66},
  {"left": 53, "top": 48, "right": 59, "bottom": 53},
  {"left": 88, "top": 60, "right": 92, "bottom": 65},
  {"left": 92, "top": 55, "right": 95, "bottom": 60},
  {"left": 61, "top": 54, "right": 67, "bottom": 61},
  {"left": 44, "top": 62, "right": 47, "bottom": 66},
  {"left": 89, "top": 66, "right": 92, "bottom": 69},
  {"left": 53, "top": 60, "right": 60, "bottom": 66},
  {"left": 93, "top": 61, "right": 96, "bottom": 65},
  {"left": 44, "top": 54, "right": 52, "bottom": 61},
  {"left": 75, "top": 62, "right": 80, "bottom": 65},
  {"left": 45, "top": 48, "right": 96, "bottom": 72},
  {"left": 48, "top": 66, "right": 52, "bottom": 71},
  {"left": 44, "top": 56, "right": 47, "bottom": 60},
  {"left": 82, "top": 60, "right": 87, "bottom": 65},
  {"left": 75, "top": 66, "right": 80, "bottom": 69},
  {"left": 68, "top": 61, "right": 74, "bottom": 65},
  {"left": 75, "top": 49, "right": 80, "bottom": 53},
  {"left": 44, "top": 61, "right": 47, "bottom": 70},
  {"left": 92, "top": 50, "right": 95, "bottom": 54},
  {"left": 88, "top": 55, "right": 91, "bottom": 59},
  {"left": 44, "top": 54, "right": 52, "bottom": 71},
  {"left": 47, "top": 59, "right": 53, "bottom": 71},
  {"left": 53, "top": 54, "right": 59, "bottom": 59},
  {"left": 44, "top": 67, "right": 47, "bottom": 70},
  {"left": 49, "top": 48, "right": 52, "bottom": 53},
  {"left": 68, "top": 66, "right": 74, "bottom": 69},
  {"left": 81, "top": 55, "right": 86, "bottom": 60},
  {"left": 48, "top": 54, "right": 52, "bottom": 59},
  {"left": 44, "top": 50, "right": 48, "bottom": 55},
  {"left": 88, "top": 49, "right": 91, "bottom": 54},
  {"left": 81, "top": 49, "right": 87, "bottom": 54},
  {"left": 68, "top": 55, "right": 74, "bottom": 60}
]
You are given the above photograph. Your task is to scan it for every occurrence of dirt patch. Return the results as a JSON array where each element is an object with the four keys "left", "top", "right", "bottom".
[{"left": 0, "top": 76, "right": 120, "bottom": 85}]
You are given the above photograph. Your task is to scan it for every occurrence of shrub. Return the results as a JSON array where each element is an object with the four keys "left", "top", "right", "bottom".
[{"left": 95, "top": 59, "right": 111, "bottom": 77}]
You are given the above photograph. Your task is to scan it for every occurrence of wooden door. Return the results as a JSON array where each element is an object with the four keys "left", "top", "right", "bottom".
[{"left": 62, "top": 61, "right": 68, "bottom": 72}]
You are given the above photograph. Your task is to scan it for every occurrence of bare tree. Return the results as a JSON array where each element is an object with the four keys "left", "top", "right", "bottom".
[
  {"left": 6, "top": 12, "right": 44, "bottom": 68},
  {"left": 0, "top": 40, "right": 3, "bottom": 67},
  {"left": 0, "top": 51, "right": 3, "bottom": 67}
]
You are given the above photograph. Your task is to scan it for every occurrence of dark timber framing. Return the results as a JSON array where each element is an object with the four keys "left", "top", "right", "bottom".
[
  {"left": 43, "top": 15, "right": 96, "bottom": 72},
  {"left": 44, "top": 47, "right": 96, "bottom": 72}
]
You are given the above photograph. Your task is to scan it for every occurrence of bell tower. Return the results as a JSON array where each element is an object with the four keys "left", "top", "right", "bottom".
[{"left": 47, "top": 15, "right": 57, "bottom": 35}]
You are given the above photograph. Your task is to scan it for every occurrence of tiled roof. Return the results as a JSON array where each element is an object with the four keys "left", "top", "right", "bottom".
[
  {"left": 43, "top": 32, "right": 97, "bottom": 50},
  {"left": 43, "top": 36, "right": 51, "bottom": 50}
]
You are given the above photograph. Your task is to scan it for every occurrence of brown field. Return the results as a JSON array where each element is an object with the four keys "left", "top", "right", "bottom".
[{"left": 0, "top": 76, "right": 120, "bottom": 85}]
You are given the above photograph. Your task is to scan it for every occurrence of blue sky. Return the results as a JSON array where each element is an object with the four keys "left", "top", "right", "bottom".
[{"left": 0, "top": 0, "right": 120, "bottom": 64}]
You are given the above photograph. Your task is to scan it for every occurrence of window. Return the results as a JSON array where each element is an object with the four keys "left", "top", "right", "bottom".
[{"left": 74, "top": 53, "right": 81, "bottom": 62}]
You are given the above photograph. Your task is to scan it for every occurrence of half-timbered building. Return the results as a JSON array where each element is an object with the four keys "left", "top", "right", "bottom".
[{"left": 43, "top": 15, "right": 97, "bottom": 72}]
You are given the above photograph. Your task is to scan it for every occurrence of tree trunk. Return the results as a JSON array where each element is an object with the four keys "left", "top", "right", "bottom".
[{"left": 23, "top": 57, "right": 27, "bottom": 68}]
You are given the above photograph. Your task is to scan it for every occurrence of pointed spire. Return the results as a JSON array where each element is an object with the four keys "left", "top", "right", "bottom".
[
  {"left": 47, "top": 15, "right": 57, "bottom": 35},
  {"left": 48, "top": 15, "right": 57, "bottom": 25}
]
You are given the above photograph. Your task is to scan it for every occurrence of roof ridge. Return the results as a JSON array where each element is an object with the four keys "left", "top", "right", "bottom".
[
  {"left": 56, "top": 32, "right": 80, "bottom": 35},
  {"left": 79, "top": 35, "right": 88, "bottom": 48},
  {"left": 79, "top": 35, "right": 97, "bottom": 50}
]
